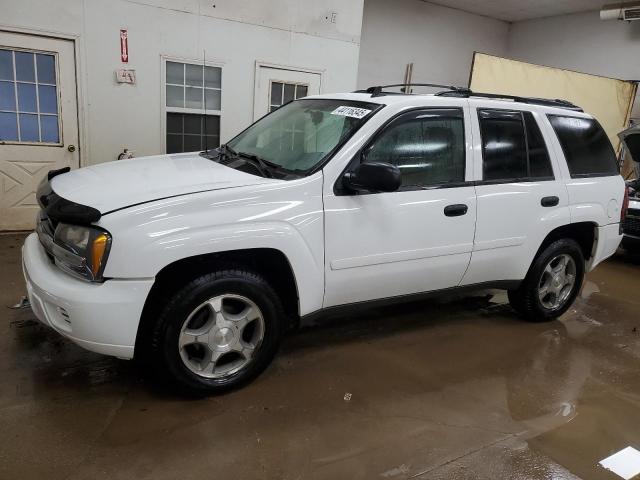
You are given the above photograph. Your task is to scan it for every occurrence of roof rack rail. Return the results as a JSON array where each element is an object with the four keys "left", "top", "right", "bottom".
[
  {"left": 436, "top": 90, "right": 583, "bottom": 111},
  {"left": 354, "top": 83, "right": 471, "bottom": 98}
]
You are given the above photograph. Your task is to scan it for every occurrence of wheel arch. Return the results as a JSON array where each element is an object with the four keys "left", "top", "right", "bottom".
[
  {"left": 530, "top": 221, "right": 597, "bottom": 274},
  {"left": 134, "top": 248, "right": 300, "bottom": 359}
]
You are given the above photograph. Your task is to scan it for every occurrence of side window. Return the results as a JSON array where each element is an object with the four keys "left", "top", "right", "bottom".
[
  {"left": 478, "top": 109, "right": 554, "bottom": 181},
  {"left": 523, "top": 112, "right": 553, "bottom": 178},
  {"left": 364, "top": 108, "right": 465, "bottom": 189},
  {"left": 547, "top": 115, "right": 618, "bottom": 178}
]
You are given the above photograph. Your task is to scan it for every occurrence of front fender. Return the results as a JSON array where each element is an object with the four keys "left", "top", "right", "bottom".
[{"left": 99, "top": 175, "right": 325, "bottom": 315}]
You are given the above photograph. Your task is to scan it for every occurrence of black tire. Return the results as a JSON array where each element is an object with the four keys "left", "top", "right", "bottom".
[
  {"left": 508, "top": 238, "right": 584, "bottom": 322},
  {"left": 148, "top": 268, "right": 285, "bottom": 395}
]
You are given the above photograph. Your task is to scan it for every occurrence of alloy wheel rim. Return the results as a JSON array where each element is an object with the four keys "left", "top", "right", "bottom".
[
  {"left": 178, "top": 294, "right": 265, "bottom": 379},
  {"left": 538, "top": 253, "right": 577, "bottom": 310}
]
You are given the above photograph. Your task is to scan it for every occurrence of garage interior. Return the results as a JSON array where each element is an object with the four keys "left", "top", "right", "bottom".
[{"left": 2, "top": 0, "right": 640, "bottom": 479}]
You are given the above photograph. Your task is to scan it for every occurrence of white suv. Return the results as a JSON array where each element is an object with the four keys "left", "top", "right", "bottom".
[{"left": 23, "top": 85, "right": 627, "bottom": 394}]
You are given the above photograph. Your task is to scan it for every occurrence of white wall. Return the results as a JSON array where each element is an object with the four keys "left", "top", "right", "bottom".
[
  {"left": 1, "top": 0, "right": 364, "bottom": 165},
  {"left": 357, "top": 0, "right": 509, "bottom": 89},
  {"left": 507, "top": 10, "right": 640, "bottom": 120}
]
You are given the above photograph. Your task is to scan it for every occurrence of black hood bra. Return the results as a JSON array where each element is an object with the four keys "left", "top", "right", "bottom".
[{"left": 37, "top": 167, "right": 101, "bottom": 225}]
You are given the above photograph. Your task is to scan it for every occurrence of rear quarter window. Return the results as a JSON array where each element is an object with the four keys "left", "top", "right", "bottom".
[{"left": 547, "top": 115, "right": 618, "bottom": 178}]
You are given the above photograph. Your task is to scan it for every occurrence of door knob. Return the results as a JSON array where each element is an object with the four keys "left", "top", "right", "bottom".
[{"left": 67, "top": 144, "right": 76, "bottom": 152}]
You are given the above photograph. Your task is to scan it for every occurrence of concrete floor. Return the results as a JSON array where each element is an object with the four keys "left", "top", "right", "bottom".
[{"left": 2, "top": 233, "right": 640, "bottom": 480}]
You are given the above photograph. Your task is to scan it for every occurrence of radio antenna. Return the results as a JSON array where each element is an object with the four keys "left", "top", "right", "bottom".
[{"left": 203, "top": 49, "right": 208, "bottom": 154}]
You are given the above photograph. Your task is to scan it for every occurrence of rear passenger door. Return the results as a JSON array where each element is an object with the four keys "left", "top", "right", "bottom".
[{"left": 461, "top": 102, "right": 570, "bottom": 285}]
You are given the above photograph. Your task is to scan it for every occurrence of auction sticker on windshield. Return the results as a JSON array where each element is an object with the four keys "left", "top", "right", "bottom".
[{"left": 331, "top": 106, "right": 372, "bottom": 119}]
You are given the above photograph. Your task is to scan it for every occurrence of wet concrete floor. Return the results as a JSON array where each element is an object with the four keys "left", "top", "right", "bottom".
[{"left": 2, "top": 232, "right": 640, "bottom": 479}]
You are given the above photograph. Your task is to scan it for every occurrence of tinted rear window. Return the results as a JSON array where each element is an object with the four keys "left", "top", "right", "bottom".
[
  {"left": 478, "top": 109, "right": 554, "bottom": 181},
  {"left": 547, "top": 115, "right": 618, "bottom": 178}
]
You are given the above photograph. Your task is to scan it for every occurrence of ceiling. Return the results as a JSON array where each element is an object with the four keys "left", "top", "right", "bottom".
[{"left": 424, "top": 0, "right": 607, "bottom": 22}]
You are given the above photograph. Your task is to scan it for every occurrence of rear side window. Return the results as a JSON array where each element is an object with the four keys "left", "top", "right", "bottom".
[
  {"left": 478, "top": 109, "right": 553, "bottom": 182},
  {"left": 365, "top": 108, "right": 465, "bottom": 188},
  {"left": 547, "top": 115, "right": 618, "bottom": 178}
]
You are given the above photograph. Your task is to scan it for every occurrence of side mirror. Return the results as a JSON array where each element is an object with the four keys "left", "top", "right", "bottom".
[{"left": 343, "top": 161, "right": 402, "bottom": 193}]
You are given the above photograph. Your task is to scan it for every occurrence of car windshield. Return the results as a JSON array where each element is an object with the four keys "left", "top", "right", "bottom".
[{"left": 223, "top": 99, "right": 379, "bottom": 176}]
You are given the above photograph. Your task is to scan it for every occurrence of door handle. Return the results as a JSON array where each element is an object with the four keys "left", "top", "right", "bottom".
[
  {"left": 444, "top": 204, "right": 468, "bottom": 217},
  {"left": 541, "top": 196, "right": 559, "bottom": 207},
  {"left": 67, "top": 144, "right": 76, "bottom": 153}
]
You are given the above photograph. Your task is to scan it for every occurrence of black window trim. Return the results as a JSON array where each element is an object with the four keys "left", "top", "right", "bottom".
[
  {"left": 477, "top": 107, "right": 556, "bottom": 185},
  {"left": 546, "top": 114, "right": 620, "bottom": 179},
  {"left": 334, "top": 106, "right": 470, "bottom": 196}
]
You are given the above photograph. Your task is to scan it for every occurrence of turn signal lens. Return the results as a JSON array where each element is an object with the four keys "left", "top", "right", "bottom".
[{"left": 91, "top": 233, "right": 109, "bottom": 277}]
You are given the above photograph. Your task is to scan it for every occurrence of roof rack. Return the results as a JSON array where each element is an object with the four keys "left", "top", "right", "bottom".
[
  {"left": 436, "top": 90, "right": 583, "bottom": 111},
  {"left": 355, "top": 83, "right": 583, "bottom": 112},
  {"left": 354, "top": 83, "right": 471, "bottom": 98}
]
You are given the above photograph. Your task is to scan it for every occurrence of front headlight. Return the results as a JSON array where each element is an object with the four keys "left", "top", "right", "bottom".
[{"left": 53, "top": 223, "right": 112, "bottom": 282}]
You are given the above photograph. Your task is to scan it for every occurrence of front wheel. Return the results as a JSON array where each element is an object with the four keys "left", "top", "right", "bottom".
[
  {"left": 149, "top": 269, "right": 286, "bottom": 395},
  {"left": 508, "top": 238, "right": 585, "bottom": 322}
]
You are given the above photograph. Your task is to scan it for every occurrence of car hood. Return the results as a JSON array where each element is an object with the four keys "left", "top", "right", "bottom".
[
  {"left": 50, "top": 152, "right": 275, "bottom": 214},
  {"left": 620, "top": 124, "right": 640, "bottom": 164}
]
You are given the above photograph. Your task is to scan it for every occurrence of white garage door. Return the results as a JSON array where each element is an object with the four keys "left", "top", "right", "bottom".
[{"left": 0, "top": 31, "right": 79, "bottom": 231}]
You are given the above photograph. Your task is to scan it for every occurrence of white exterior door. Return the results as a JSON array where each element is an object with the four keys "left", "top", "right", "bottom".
[
  {"left": 253, "top": 65, "right": 321, "bottom": 121},
  {"left": 0, "top": 32, "right": 79, "bottom": 230},
  {"left": 323, "top": 107, "right": 477, "bottom": 308}
]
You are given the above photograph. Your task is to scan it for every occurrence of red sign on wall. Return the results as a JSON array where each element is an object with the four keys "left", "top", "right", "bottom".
[{"left": 120, "top": 29, "right": 129, "bottom": 63}]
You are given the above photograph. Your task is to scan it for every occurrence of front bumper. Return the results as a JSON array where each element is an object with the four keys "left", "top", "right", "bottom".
[{"left": 22, "top": 233, "right": 154, "bottom": 359}]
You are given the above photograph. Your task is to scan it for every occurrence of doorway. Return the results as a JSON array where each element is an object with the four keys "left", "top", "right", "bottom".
[
  {"left": 253, "top": 63, "right": 321, "bottom": 121},
  {"left": 0, "top": 31, "right": 79, "bottom": 230}
]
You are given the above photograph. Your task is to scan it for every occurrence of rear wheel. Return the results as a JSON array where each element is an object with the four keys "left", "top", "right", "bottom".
[
  {"left": 149, "top": 268, "right": 285, "bottom": 395},
  {"left": 508, "top": 239, "right": 584, "bottom": 322}
]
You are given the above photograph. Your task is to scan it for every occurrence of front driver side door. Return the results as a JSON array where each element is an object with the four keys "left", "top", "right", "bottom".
[{"left": 323, "top": 107, "right": 477, "bottom": 308}]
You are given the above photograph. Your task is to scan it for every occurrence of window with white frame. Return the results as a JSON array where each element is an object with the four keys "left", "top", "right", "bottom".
[
  {"left": 0, "top": 48, "right": 60, "bottom": 144},
  {"left": 165, "top": 60, "right": 221, "bottom": 153},
  {"left": 269, "top": 81, "right": 308, "bottom": 112}
]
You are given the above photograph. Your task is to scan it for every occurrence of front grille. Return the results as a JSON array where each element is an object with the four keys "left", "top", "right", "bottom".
[
  {"left": 624, "top": 209, "right": 640, "bottom": 237},
  {"left": 623, "top": 8, "right": 640, "bottom": 20}
]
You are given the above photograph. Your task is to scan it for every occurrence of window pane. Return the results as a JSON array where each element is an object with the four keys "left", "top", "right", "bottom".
[
  {"left": 283, "top": 83, "right": 295, "bottom": 104},
  {"left": 523, "top": 112, "right": 553, "bottom": 178},
  {"left": 204, "top": 66, "right": 221, "bottom": 88},
  {"left": 204, "top": 89, "right": 221, "bottom": 110},
  {"left": 17, "top": 83, "right": 37, "bottom": 112},
  {"left": 185, "top": 64, "right": 203, "bottom": 87},
  {"left": 185, "top": 87, "right": 202, "bottom": 109},
  {"left": 183, "top": 134, "right": 201, "bottom": 152},
  {"left": 19, "top": 113, "right": 39, "bottom": 141},
  {"left": 479, "top": 110, "right": 527, "bottom": 181},
  {"left": 206, "top": 135, "right": 220, "bottom": 148},
  {"left": 0, "top": 81, "right": 16, "bottom": 111},
  {"left": 0, "top": 50, "right": 12, "bottom": 81},
  {"left": 166, "top": 61, "right": 184, "bottom": 85},
  {"left": 296, "top": 85, "right": 308, "bottom": 99},
  {"left": 166, "top": 133, "right": 182, "bottom": 153},
  {"left": 205, "top": 115, "right": 220, "bottom": 136},
  {"left": 0, "top": 112, "right": 18, "bottom": 141},
  {"left": 271, "top": 82, "right": 283, "bottom": 106},
  {"left": 548, "top": 115, "right": 618, "bottom": 177},
  {"left": 38, "top": 85, "right": 57, "bottom": 114},
  {"left": 166, "top": 112, "right": 182, "bottom": 134},
  {"left": 166, "top": 85, "right": 184, "bottom": 107},
  {"left": 15, "top": 52, "right": 35, "bottom": 82},
  {"left": 366, "top": 108, "right": 465, "bottom": 188},
  {"left": 40, "top": 115, "right": 59, "bottom": 142},
  {"left": 36, "top": 54, "right": 56, "bottom": 84},
  {"left": 183, "top": 114, "right": 202, "bottom": 135}
]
